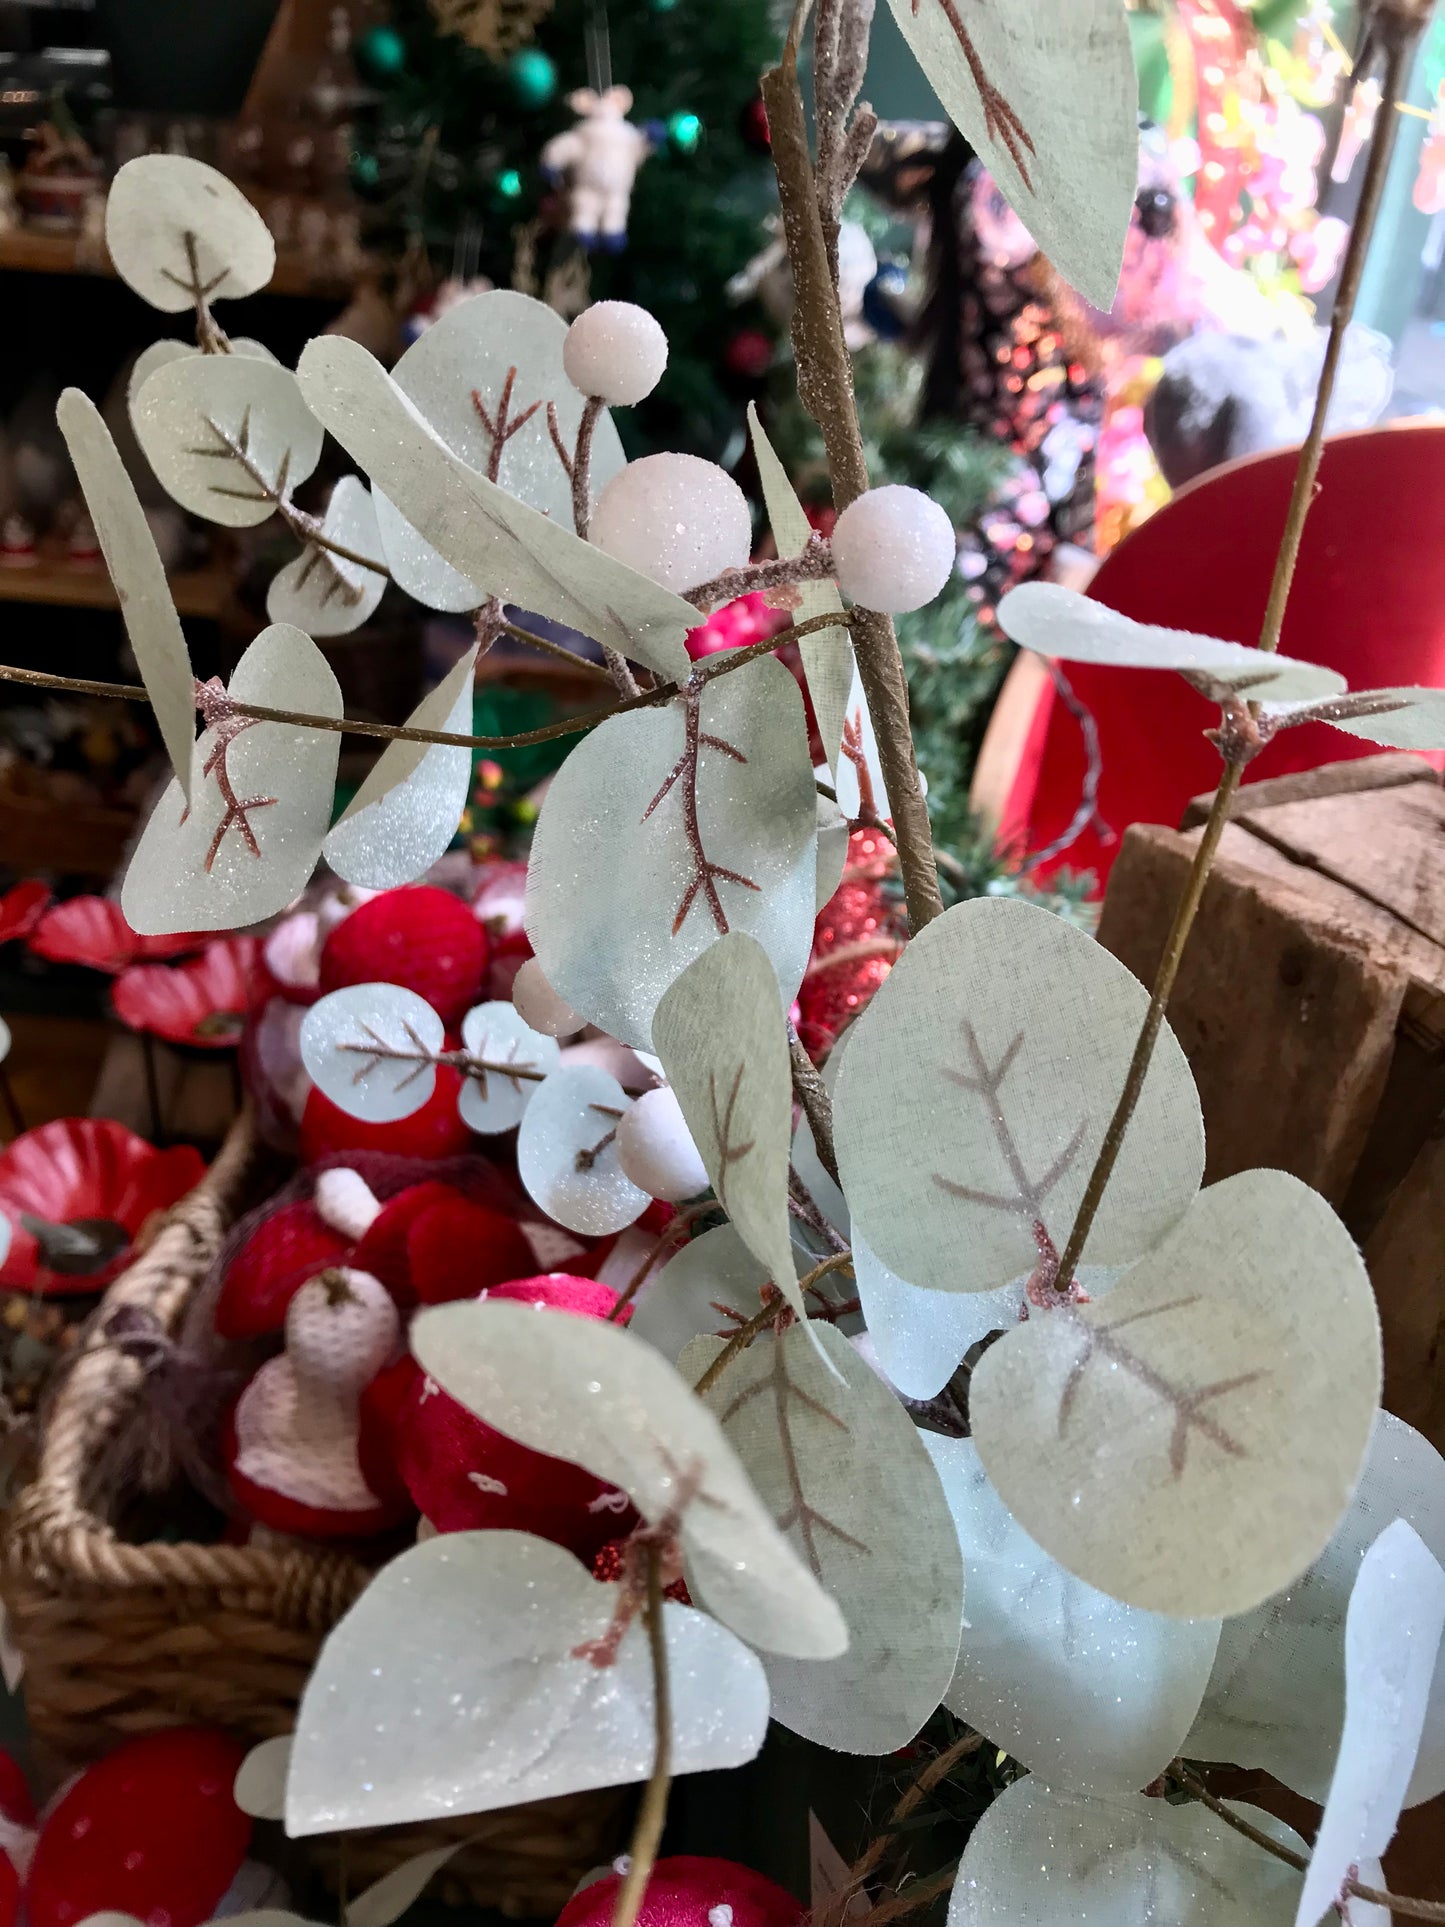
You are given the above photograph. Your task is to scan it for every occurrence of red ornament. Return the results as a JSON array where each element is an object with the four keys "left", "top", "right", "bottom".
[
  {"left": 214, "top": 1198, "right": 351, "bottom": 1339},
  {"left": 224, "top": 1406, "right": 410, "bottom": 1540},
  {"left": 739, "top": 95, "right": 771, "bottom": 153},
  {"left": 591, "top": 1536, "right": 692, "bottom": 1603},
  {"left": 723, "top": 327, "right": 773, "bottom": 380},
  {"left": 795, "top": 830, "right": 902, "bottom": 1058},
  {"left": 357, "top": 1353, "right": 423, "bottom": 1509},
  {"left": 557, "top": 1858, "right": 804, "bottom": 1927},
  {"left": 28, "top": 1728, "right": 252, "bottom": 1927},
  {"left": 30, "top": 896, "right": 203, "bottom": 972},
  {"left": 406, "top": 1195, "right": 539, "bottom": 1304},
  {"left": 300, "top": 1071, "right": 473, "bottom": 1165},
  {"left": 0, "top": 881, "right": 49, "bottom": 946},
  {"left": 350, "top": 1177, "right": 458, "bottom": 1301},
  {"left": 112, "top": 938, "right": 259, "bottom": 1049},
  {"left": 0, "top": 1119, "right": 205, "bottom": 1296},
  {"left": 319, "top": 886, "right": 488, "bottom": 1027},
  {"left": 396, "top": 1272, "right": 636, "bottom": 1560}
]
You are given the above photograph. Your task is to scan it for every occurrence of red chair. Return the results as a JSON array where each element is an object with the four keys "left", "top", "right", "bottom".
[{"left": 974, "top": 422, "right": 1445, "bottom": 889}]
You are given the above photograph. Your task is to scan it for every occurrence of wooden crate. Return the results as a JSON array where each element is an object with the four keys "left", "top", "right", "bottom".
[{"left": 1097, "top": 753, "right": 1445, "bottom": 1451}]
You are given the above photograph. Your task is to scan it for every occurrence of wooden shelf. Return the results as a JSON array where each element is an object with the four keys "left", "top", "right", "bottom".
[
  {"left": 0, "top": 557, "right": 230, "bottom": 619},
  {"left": 0, "top": 226, "right": 357, "bottom": 299}
]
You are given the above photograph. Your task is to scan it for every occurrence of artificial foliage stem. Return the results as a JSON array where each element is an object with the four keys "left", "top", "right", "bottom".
[
  {"left": 788, "top": 1025, "right": 840, "bottom": 1184},
  {"left": 1052, "top": 18, "right": 1413, "bottom": 1290},
  {"left": 610, "top": 1546, "right": 672, "bottom": 1927},
  {"left": 761, "top": 42, "right": 944, "bottom": 932}
]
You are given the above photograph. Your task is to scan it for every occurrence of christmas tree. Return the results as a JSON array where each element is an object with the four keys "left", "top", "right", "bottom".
[{"left": 352, "top": 0, "right": 781, "bottom": 460}]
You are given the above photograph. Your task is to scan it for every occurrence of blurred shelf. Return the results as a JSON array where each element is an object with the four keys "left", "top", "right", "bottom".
[
  {"left": 0, "top": 556, "right": 230, "bottom": 618},
  {"left": 0, "top": 226, "right": 358, "bottom": 298}
]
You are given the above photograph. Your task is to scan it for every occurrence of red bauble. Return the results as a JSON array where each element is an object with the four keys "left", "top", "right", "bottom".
[
  {"left": 319, "top": 887, "right": 487, "bottom": 1027},
  {"left": 214, "top": 1199, "right": 351, "bottom": 1339},
  {"left": 796, "top": 830, "right": 902, "bottom": 1058},
  {"left": 396, "top": 1273, "right": 635, "bottom": 1560},
  {"left": 723, "top": 328, "right": 773, "bottom": 380},
  {"left": 407, "top": 1196, "right": 539, "bottom": 1304},
  {"left": 739, "top": 95, "right": 771, "bottom": 153},
  {"left": 300, "top": 1072, "right": 473, "bottom": 1165},
  {"left": 28, "top": 1728, "right": 251, "bottom": 1927},
  {"left": 557, "top": 1858, "right": 804, "bottom": 1927}
]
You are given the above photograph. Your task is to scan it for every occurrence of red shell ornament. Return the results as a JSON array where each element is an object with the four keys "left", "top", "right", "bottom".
[
  {"left": 30, "top": 896, "right": 204, "bottom": 972},
  {"left": 112, "top": 938, "right": 260, "bottom": 1048}
]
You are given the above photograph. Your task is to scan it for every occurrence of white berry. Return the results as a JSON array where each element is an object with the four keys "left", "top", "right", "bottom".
[
  {"left": 564, "top": 302, "right": 668, "bottom": 406},
  {"left": 512, "top": 958, "right": 584, "bottom": 1038},
  {"left": 285, "top": 1267, "right": 398, "bottom": 1394},
  {"left": 590, "top": 454, "right": 751, "bottom": 594},
  {"left": 616, "top": 1086, "right": 710, "bottom": 1202},
  {"left": 831, "top": 485, "right": 956, "bottom": 614}
]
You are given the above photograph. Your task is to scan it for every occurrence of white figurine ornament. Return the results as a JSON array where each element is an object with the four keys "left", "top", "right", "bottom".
[{"left": 541, "top": 86, "right": 653, "bottom": 252}]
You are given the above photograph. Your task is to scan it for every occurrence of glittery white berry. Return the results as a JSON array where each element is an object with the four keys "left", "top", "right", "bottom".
[
  {"left": 512, "top": 958, "right": 584, "bottom": 1038},
  {"left": 590, "top": 453, "right": 752, "bottom": 594},
  {"left": 616, "top": 1085, "right": 710, "bottom": 1202},
  {"left": 831, "top": 484, "right": 956, "bottom": 614},
  {"left": 563, "top": 301, "right": 668, "bottom": 406}
]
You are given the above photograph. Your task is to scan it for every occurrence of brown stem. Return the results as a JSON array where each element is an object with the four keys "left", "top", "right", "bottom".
[
  {"left": 1171, "top": 1763, "right": 1445, "bottom": 1925},
  {"left": 820, "top": 1730, "right": 983, "bottom": 1927},
  {"left": 182, "top": 231, "right": 231, "bottom": 355},
  {"left": 0, "top": 610, "right": 854, "bottom": 757},
  {"left": 571, "top": 394, "right": 604, "bottom": 541},
  {"left": 690, "top": 1252, "right": 854, "bottom": 1397},
  {"left": 682, "top": 540, "right": 835, "bottom": 614},
  {"left": 788, "top": 1027, "right": 840, "bottom": 1185},
  {"left": 606, "top": 1202, "right": 716, "bottom": 1322},
  {"left": 848, "top": 1861, "right": 960, "bottom": 1927},
  {"left": 1255, "top": 25, "right": 1407, "bottom": 661},
  {"left": 610, "top": 1546, "right": 671, "bottom": 1927},
  {"left": 1050, "top": 22, "right": 1413, "bottom": 1288},
  {"left": 761, "top": 48, "right": 943, "bottom": 933}
]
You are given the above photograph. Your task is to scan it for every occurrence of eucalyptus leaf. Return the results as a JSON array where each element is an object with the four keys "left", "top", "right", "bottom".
[
  {"left": 345, "top": 1841, "right": 474, "bottom": 1927},
  {"left": 833, "top": 896, "right": 1204, "bottom": 1296},
  {"left": 997, "top": 583, "right": 1347, "bottom": 703},
  {"left": 527, "top": 657, "right": 818, "bottom": 1050},
  {"left": 516, "top": 1063, "right": 648, "bottom": 1233},
  {"left": 686, "top": 1321, "right": 962, "bottom": 1754},
  {"left": 410, "top": 1299, "right": 848, "bottom": 1658},
  {"left": 300, "top": 985, "right": 444, "bottom": 1123},
  {"left": 632, "top": 1221, "right": 773, "bottom": 1364},
  {"left": 128, "top": 335, "right": 276, "bottom": 408},
  {"left": 268, "top": 476, "right": 388, "bottom": 639},
  {"left": 456, "top": 1001, "right": 560, "bottom": 1134},
  {"left": 1296, "top": 1520, "right": 1445, "bottom": 1927},
  {"left": 884, "top": 0, "right": 1137, "bottom": 311},
  {"left": 295, "top": 336, "right": 692, "bottom": 678},
  {"left": 234, "top": 1735, "right": 293, "bottom": 1821},
  {"left": 56, "top": 388, "right": 196, "bottom": 797},
  {"left": 323, "top": 644, "right": 479, "bottom": 888},
  {"left": 1324, "top": 687, "right": 1445, "bottom": 750},
  {"left": 948, "top": 1778, "right": 1326, "bottom": 1927},
  {"left": 927, "top": 1435, "right": 1219, "bottom": 1791},
  {"left": 120, "top": 623, "right": 342, "bottom": 935},
  {"left": 855, "top": 1231, "right": 1023, "bottom": 1402},
  {"left": 970, "top": 1170, "right": 1383, "bottom": 1619},
  {"left": 285, "top": 1530, "right": 770, "bottom": 1835},
  {"left": 1188, "top": 1410, "right": 1445, "bottom": 1807},
  {"left": 653, "top": 934, "right": 802, "bottom": 1325},
  {"left": 105, "top": 155, "right": 275, "bottom": 312},
  {"left": 373, "top": 289, "right": 626, "bottom": 612},
  {"left": 131, "top": 354, "right": 323, "bottom": 529},
  {"left": 815, "top": 792, "right": 849, "bottom": 910},
  {"left": 747, "top": 402, "right": 852, "bottom": 774}
]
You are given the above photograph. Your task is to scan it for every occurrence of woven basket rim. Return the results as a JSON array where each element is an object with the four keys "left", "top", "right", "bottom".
[{"left": 3, "top": 1108, "right": 370, "bottom": 1618}]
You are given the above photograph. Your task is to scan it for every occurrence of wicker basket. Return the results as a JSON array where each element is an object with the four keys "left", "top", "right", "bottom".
[{"left": 0, "top": 1111, "right": 625, "bottom": 1914}]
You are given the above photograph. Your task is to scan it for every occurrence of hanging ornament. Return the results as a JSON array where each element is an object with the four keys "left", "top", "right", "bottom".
[
  {"left": 666, "top": 109, "right": 703, "bottom": 156},
  {"left": 739, "top": 94, "right": 771, "bottom": 154},
  {"left": 722, "top": 327, "right": 773, "bottom": 380},
  {"left": 539, "top": 86, "right": 653, "bottom": 252},
  {"left": 508, "top": 47, "right": 558, "bottom": 108},
  {"left": 1414, "top": 98, "right": 1445, "bottom": 214},
  {"left": 1332, "top": 74, "right": 1382, "bottom": 185},
  {"left": 428, "top": 0, "right": 555, "bottom": 59},
  {"left": 354, "top": 22, "right": 407, "bottom": 82}
]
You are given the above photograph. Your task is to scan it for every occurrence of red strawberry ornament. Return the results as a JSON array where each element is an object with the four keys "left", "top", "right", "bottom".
[
  {"left": 397, "top": 1272, "right": 635, "bottom": 1561},
  {"left": 27, "top": 1728, "right": 251, "bottom": 1927},
  {"left": 318, "top": 886, "right": 487, "bottom": 1027}
]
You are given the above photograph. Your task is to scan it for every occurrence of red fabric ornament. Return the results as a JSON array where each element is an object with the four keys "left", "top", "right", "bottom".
[
  {"left": 739, "top": 94, "right": 771, "bottom": 153},
  {"left": 796, "top": 830, "right": 902, "bottom": 1058},
  {"left": 357, "top": 1354, "right": 422, "bottom": 1509},
  {"left": 350, "top": 1178, "right": 458, "bottom": 1302},
  {"left": 319, "top": 886, "right": 487, "bottom": 1027},
  {"left": 214, "top": 1198, "right": 351, "bottom": 1339},
  {"left": 29, "top": 896, "right": 203, "bottom": 973},
  {"left": 0, "top": 1119, "right": 205, "bottom": 1296},
  {"left": 112, "top": 939, "right": 259, "bottom": 1049},
  {"left": 396, "top": 1272, "right": 635, "bottom": 1560},
  {"left": 557, "top": 1858, "right": 804, "bottom": 1927},
  {"left": 300, "top": 1072, "right": 473, "bottom": 1165},
  {"left": 223, "top": 1403, "right": 412, "bottom": 1542},
  {"left": 406, "top": 1196, "right": 539, "bottom": 1304},
  {"left": 0, "top": 881, "right": 49, "bottom": 946},
  {"left": 27, "top": 1728, "right": 251, "bottom": 1927}
]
